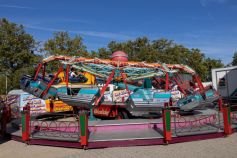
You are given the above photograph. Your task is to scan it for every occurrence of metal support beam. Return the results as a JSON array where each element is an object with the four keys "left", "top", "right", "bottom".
[
  {"left": 162, "top": 108, "right": 172, "bottom": 143},
  {"left": 21, "top": 105, "right": 30, "bottom": 142},
  {"left": 65, "top": 64, "right": 70, "bottom": 88},
  {"left": 193, "top": 74, "right": 205, "bottom": 92},
  {"left": 120, "top": 72, "right": 131, "bottom": 96},
  {"left": 173, "top": 77, "right": 186, "bottom": 96},
  {"left": 95, "top": 70, "right": 115, "bottom": 106},
  {"left": 34, "top": 63, "right": 43, "bottom": 81},
  {"left": 42, "top": 63, "right": 46, "bottom": 80},
  {"left": 218, "top": 98, "right": 223, "bottom": 112},
  {"left": 41, "top": 66, "right": 63, "bottom": 98},
  {"left": 222, "top": 105, "right": 232, "bottom": 135},
  {"left": 79, "top": 112, "right": 88, "bottom": 148},
  {"left": 165, "top": 72, "right": 169, "bottom": 91}
]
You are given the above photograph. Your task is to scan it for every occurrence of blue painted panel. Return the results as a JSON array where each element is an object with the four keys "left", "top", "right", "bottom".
[
  {"left": 57, "top": 87, "right": 68, "bottom": 94},
  {"left": 29, "top": 81, "right": 39, "bottom": 88},
  {"left": 153, "top": 92, "right": 171, "bottom": 99},
  {"left": 117, "top": 83, "right": 140, "bottom": 91},
  {"left": 130, "top": 93, "right": 143, "bottom": 99},
  {"left": 194, "top": 94, "right": 204, "bottom": 101},
  {"left": 205, "top": 90, "right": 214, "bottom": 97},
  {"left": 78, "top": 88, "right": 99, "bottom": 95}
]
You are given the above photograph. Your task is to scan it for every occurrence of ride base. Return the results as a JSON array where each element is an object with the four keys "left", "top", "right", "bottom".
[{"left": 7, "top": 107, "right": 237, "bottom": 149}]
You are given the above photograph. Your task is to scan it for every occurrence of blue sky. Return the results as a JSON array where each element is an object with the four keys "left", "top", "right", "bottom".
[{"left": 0, "top": 0, "right": 236, "bottom": 64}]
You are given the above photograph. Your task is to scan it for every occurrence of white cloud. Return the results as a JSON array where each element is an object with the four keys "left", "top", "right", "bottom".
[
  {"left": 25, "top": 25, "right": 133, "bottom": 40},
  {"left": 58, "top": 18, "right": 92, "bottom": 24},
  {"left": 200, "top": 0, "right": 228, "bottom": 7},
  {"left": 0, "top": 4, "right": 36, "bottom": 10}
]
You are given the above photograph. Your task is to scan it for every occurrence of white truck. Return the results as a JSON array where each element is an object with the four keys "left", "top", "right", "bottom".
[{"left": 212, "top": 66, "right": 237, "bottom": 104}]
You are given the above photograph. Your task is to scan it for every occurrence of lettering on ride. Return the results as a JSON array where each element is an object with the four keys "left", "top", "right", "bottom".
[
  {"left": 54, "top": 106, "right": 72, "bottom": 112},
  {"left": 112, "top": 90, "right": 129, "bottom": 102},
  {"left": 93, "top": 107, "right": 110, "bottom": 116},
  {"left": 231, "top": 113, "right": 237, "bottom": 123}
]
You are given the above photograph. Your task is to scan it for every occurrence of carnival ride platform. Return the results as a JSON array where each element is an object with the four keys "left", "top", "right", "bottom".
[{"left": 7, "top": 108, "right": 237, "bottom": 149}]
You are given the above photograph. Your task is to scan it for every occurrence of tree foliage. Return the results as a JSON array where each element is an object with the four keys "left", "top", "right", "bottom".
[
  {"left": 232, "top": 52, "right": 237, "bottom": 66},
  {"left": 204, "top": 57, "right": 223, "bottom": 80},
  {"left": 96, "top": 37, "right": 224, "bottom": 81},
  {"left": 43, "top": 32, "right": 88, "bottom": 57},
  {"left": 43, "top": 32, "right": 91, "bottom": 72},
  {"left": 0, "top": 18, "right": 41, "bottom": 94}
]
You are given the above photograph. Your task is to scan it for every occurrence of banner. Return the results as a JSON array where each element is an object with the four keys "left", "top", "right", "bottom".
[
  {"left": 112, "top": 90, "right": 129, "bottom": 102},
  {"left": 6, "top": 94, "right": 20, "bottom": 118},
  {"left": 20, "top": 93, "right": 46, "bottom": 114}
]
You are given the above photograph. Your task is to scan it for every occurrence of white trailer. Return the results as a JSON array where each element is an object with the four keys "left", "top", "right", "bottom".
[{"left": 212, "top": 66, "right": 237, "bottom": 103}]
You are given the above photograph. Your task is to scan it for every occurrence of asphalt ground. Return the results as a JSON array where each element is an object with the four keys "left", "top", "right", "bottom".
[{"left": 0, "top": 133, "right": 237, "bottom": 158}]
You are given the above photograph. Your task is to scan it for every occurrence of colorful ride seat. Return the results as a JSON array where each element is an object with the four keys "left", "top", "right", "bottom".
[
  {"left": 69, "top": 74, "right": 88, "bottom": 83},
  {"left": 20, "top": 75, "right": 32, "bottom": 90},
  {"left": 130, "top": 89, "right": 171, "bottom": 108},
  {"left": 57, "top": 87, "right": 100, "bottom": 108},
  {"left": 37, "top": 74, "right": 61, "bottom": 84},
  {"left": 176, "top": 93, "right": 204, "bottom": 111},
  {"left": 27, "top": 80, "right": 57, "bottom": 100}
]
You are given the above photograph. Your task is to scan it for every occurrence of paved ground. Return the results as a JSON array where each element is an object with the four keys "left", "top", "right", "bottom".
[{"left": 0, "top": 133, "right": 237, "bottom": 158}]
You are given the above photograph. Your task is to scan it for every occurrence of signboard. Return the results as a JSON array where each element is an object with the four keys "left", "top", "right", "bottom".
[
  {"left": 6, "top": 94, "right": 20, "bottom": 118},
  {"left": 112, "top": 90, "right": 129, "bottom": 102},
  {"left": 20, "top": 93, "right": 46, "bottom": 114}
]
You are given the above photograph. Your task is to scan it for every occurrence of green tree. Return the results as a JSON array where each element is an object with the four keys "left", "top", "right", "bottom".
[
  {"left": 97, "top": 48, "right": 111, "bottom": 59},
  {"left": 150, "top": 39, "right": 174, "bottom": 63},
  {"left": 44, "top": 32, "right": 88, "bottom": 57},
  {"left": 232, "top": 52, "right": 237, "bottom": 66},
  {"left": 43, "top": 32, "right": 88, "bottom": 72},
  {"left": 97, "top": 37, "right": 224, "bottom": 81},
  {"left": 0, "top": 18, "right": 40, "bottom": 94},
  {"left": 185, "top": 49, "right": 207, "bottom": 80},
  {"left": 204, "top": 58, "right": 223, "bottom": 81},
  {"left": 89, "top": 50, "right": 98, "bottom": 58}
]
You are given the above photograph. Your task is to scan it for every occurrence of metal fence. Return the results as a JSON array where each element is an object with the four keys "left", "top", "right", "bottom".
[
  {"left": 30, "top": 114, "right": 80, "bottom": 141},
  {"left": 231, "top": 111, "right": 237, "bottom": 130},
  {"left": 172, "top": 109, "right": 222, "bottom": 136}
]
